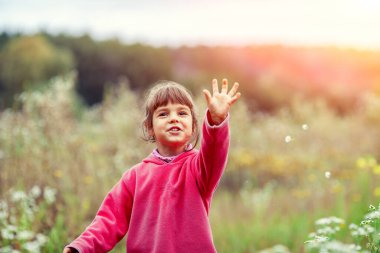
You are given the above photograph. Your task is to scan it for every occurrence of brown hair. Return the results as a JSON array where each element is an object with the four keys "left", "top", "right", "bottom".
[{"left": 142, "top": 80, "right": 199, "bottom": 148}]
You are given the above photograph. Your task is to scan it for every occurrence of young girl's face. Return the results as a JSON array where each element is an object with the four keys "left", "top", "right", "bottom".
[{"left": 150, "top": 102, "right": 193, "bottom": 156}]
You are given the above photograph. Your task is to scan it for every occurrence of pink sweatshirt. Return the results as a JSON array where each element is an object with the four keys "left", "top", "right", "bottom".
[{"left": 67, "top": 113, "right": 230, "bottom": 253}]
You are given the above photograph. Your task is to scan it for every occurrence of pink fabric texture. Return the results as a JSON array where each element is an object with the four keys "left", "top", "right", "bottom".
[{"left": 67, "top": 112, "right": 230, "bottom": 253}]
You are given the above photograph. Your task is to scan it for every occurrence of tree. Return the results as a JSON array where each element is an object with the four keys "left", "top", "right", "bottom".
[{"left": 0, "top": 35, "right": 74, "bottom": 107}]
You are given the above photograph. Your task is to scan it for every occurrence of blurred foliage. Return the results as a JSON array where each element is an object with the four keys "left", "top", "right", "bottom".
[
  {"left": 1, "top": 75, "right": 380, "bottom": 251},
  {"left": 1, "top": 31, "right": 380, "bottom": 114},
  {"left": 0, "top": 35, "right": 74, "bottom": 108},
  {"left": 45, "top": 33, "right": 172, "bottom": 105}
]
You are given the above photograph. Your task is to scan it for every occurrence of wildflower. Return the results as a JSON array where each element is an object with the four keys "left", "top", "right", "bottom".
[
  {"left": 302, "top": 124, "right": 309, "bottom": 130},
  {"left": 1, "top": 225, "right": 17, "bottom": 240},
  {"left": 367, "top": 157, "right": 377, "bottom": 167},
  {"left": 349, "top": 223, "right": 358, "bottom": 230},
  {"left": 316, "top": 216, "right": 344, "bottom": 226},
  {"left": 356, "top": 158, "right": 367, "bottom": 169},
  {"left": 317, "top": 227, "right": 336, "bottom": 235},
  {"left": 373, "top": 165, "right": 380, "bottom": 175},
  {"left": 23, "top": 241, "right": 41, "bottom": 253},
  {"left": 11, "top": 191, "right": 27, "bottom": 202},
  {"left": 325, "top": 171, "right": 331, "bottom": 179},
  {"left": 305, "top": 235, "right": 329, "bottom": 244},
  {"left": 284, "top": 135, "right": 292, "bottom": 143},
  {"left": 366, "top": 210, "right": 380, "bottom": 220},
  {"left": 36, "top": 233, "right": 47, "bottom": 245},
  {"left": 43, "top": 186, "right": 56, "bottom": 204},
  {"left": 30, "top": 186, "right": 41, "bottom": 198},
  {"left": 373, "top": 187, "right": 380, "bottom": 197},
  {"left": 17, "top": 230, "right": 34, "bottom": 240},
  {"left": 54, "top": 170, "right": 63, "bottom": 178}
]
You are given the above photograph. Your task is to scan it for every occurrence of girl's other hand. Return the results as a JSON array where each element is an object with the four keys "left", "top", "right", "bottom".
[
  {"left": 203, "top": 78, "right": 241, "bottom": 125},
  {"left": 63, "top": 247, "right": 78, "bottom": 253}
]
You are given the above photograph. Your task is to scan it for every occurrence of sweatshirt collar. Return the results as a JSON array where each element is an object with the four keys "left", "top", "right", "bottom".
[{"left": 152, "top": 144, "right": 193, "bottom": 163}]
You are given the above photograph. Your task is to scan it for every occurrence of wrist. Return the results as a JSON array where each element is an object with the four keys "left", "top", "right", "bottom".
[{"left": 207, "top": 111, "right": 227, "bottom": 126}]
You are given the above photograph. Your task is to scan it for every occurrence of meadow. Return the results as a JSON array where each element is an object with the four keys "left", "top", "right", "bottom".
[{"left": 1, "top": 74, "right": 380, "bottom": 252}]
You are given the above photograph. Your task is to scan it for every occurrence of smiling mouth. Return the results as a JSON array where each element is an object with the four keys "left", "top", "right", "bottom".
[{"left": 168, "top": 127, "right": 181, "bottom": 132}]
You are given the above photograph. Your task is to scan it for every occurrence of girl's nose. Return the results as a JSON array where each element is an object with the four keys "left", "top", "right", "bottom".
[{"left": 169, "top": 113, "right": 179, "bottom": 123}]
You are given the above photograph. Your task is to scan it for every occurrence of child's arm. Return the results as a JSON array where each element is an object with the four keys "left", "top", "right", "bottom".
[
  {"left": 191, "top": 79, "right": 240, "bottom": 201},
  {"left": 63, "top": 170, "right": 135, "bottom": 253}
]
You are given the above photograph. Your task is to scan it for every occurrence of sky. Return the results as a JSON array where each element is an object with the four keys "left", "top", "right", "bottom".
[{"left": 1, "top": 0, "right": 380, "bottom": 49}]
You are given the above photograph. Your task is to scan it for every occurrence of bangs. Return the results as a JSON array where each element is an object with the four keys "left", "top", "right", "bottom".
[{"left": 149, "top": 84, "right": 194, "bottom": 112}]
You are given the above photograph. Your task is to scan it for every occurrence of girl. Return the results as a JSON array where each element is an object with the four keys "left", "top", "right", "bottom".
[{"left": 63, "top": 78, "right": 241, "bottom": 253}]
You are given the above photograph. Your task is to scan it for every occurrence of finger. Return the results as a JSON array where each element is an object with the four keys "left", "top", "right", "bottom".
[
  {"left": 229, "top": 92, "right": 241, "bottom": 106},
  {"left": 228, "top": 82, "right": 239, "bottom": 97},
  {"left": 221, "top": 78, "right": 228, "bottom": 94},
  {"left": 203, "top": 89, "right": 212, "bottom": 105},
  {"left": 212, "top": 79, "right": 218, "bottom": 95}
]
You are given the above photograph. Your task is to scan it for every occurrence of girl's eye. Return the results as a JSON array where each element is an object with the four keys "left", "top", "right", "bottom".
[
  {"left": 179, "top": 111, "right": 188, "bottom": 116},
  {"left": 158, "top": 112, "right": 167, "bottom": 117}
]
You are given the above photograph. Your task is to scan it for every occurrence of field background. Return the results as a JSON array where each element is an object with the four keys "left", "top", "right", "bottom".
[{"left": 1, "top": 32, "right": 380, "bottom": 252}]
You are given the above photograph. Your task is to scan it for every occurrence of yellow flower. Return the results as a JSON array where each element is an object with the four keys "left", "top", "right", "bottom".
[
  {"left": 368, "top": 157, "right": 377, "bottom": 167},
  {"left": 330, "top": 182, "right": 343, "bottom": 194},
  {"left": 373, "top": 187, "right": 380, "bottom": 197},
  {"left": 356, "top": 158, "right": 367, "bottom": 169},
  {"left": 82, "top": 198, "right": 90, "bottom": 212},
  {"left": 373, "top": 165, "right": 380, "bottom": 175},
  {"left": 54, "top": 170, "right": 63, "bottom": 178}
]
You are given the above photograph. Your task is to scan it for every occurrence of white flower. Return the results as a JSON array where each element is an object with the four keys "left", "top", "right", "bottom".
[
  {"left": 43, "top": 187, "right": 57, "bottom": 204},
  {"left": 317, "top": 227, "right": 336, "bottom": 236},
  {"left": 36, "top": 233, "right": 47, "bottom": 245},
  {"left": 302, "top": 124, "right": 309, "bottom": 130},
  {"left": 1, "top": 228, "right": 15, "bottom": 240},
  {"left": 330, "top": 216, "right": 344, "bottom": 224},
  {"left": 349, "top": 223, "right": 358, "bottom": 230},
  {"left": 17, "top": 230, "right": 34, "bottom": 240},
  {"left": 11, "top": 191, "right": 27, "bottom": 202},
  {"left": 23, "top": 241, "right": 41, "bottom": 253},
  {"left": 324, "top": 240, "right": 360, "bottom": 253},
  {"left": 284, "top": 135, "right": 292, "bottom": 143},
  {"left": 366, "top": 210, "right": 380, "bottom": 220},
  {"left": 30, "top": 186, "right": 41, "bottom": 198}
]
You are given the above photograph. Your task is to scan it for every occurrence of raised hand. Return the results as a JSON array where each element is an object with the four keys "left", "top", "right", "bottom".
[{"left": 203, "top": 78, "right": 241, "bottom": 125}]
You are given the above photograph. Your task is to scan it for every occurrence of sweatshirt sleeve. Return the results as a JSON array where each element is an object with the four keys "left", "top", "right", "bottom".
[
  {"left": 191, "top": 109, "right": 230, "bottom": 202},
  {"left": 65, "top": 170, "right": 135, "bottom": 253}
]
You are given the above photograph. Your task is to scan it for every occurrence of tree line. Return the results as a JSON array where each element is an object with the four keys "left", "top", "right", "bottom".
[{"left": 1, "top": 31, "right": 379, "bottom": 113}]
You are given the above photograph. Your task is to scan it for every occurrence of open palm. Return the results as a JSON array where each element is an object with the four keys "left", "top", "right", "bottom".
[{"left": 203, "top": 79, "right": 241, "bottom": 125}]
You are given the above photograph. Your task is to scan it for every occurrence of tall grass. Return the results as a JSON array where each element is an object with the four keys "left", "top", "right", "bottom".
[{"left": 1, "top": 74, "right": 380, "bottom": 252}]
